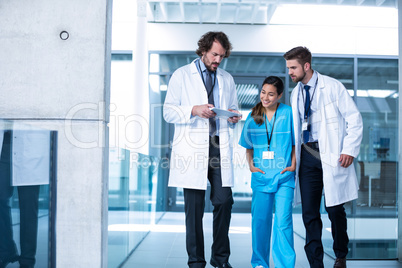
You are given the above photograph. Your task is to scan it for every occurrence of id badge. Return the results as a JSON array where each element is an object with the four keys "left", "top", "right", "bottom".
[
  {"left": 302, "top": 120, "right": 308, "bottom": 131},
  {"left": 263, "top": 151, "right": 274, "bottom": 160}
]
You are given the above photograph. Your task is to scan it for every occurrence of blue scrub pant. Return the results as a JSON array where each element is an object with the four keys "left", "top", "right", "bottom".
[{"left": 251, "top": 186, "right": 295, "bottom": 268}]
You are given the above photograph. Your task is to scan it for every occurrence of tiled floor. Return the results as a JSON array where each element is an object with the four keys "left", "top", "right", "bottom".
[{"left": 121, "top": 212, "right": 402, "bottom": 268}]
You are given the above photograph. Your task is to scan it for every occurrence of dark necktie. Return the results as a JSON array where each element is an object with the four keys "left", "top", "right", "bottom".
[
  {"left": 303, "top": 85, "right": 311, "bottom": 144},
  {"left": 205, "top": 70, "right": 216, "bottom": 136}
]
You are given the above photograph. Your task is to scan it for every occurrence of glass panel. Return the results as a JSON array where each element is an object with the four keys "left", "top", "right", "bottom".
[
  {"left": 234, "top": 78, "right": 262, "bottom": 110},
  {"left": 109, "top": 55, "right": 166, "bottom": 267},
  {"left": 349, "top": 58, "right": 398, "bottom": 259},
  {"left": 0, "top": 121, "right": 56, "bottom": 268},
  {"left": 224, "top": 55, "right": 284, "bottom": 75},
  {"left": 112, "top": 53, "right": 132, "bottom": 61},
  {"left": 286, "top": 57, "right": 354, "bottom": 96},
  {"left": 153, "top": 54, "right": 285, "bottom": 77},
  {"left": 108, "top": 148, "right": 162, "bottom": 267},
  {"left": 156, "top": 54, "right": 198, "bottom": 73},
  {"left": 313, "top": 57, "right": 354, "bottom": 89}
]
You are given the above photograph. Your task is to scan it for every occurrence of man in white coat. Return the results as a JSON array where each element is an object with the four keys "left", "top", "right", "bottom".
[
  {"left": 164, "top": 32, "right": 240, "bottom": 268},
  {"left": 0, "top": 127, "right": 51, "bottom": 268},
  {"left": 284, "top": 47, "right": 363, "bottom": 268}
]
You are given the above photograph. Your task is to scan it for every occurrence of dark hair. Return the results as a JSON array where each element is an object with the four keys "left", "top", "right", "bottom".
[
  {"left": 283, "top": 46, "right": 312, "bottom": 67},
  {"left": 251, "top": 76, "right": 284, "bottom": 125},
  {"left": 195, "top": 31, "right": 232, "bottom": 58}
]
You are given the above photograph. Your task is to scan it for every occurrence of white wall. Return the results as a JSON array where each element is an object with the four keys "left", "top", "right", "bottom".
[
  {"left": 146, "top": 23, "right": 398, "bottom": 56},
  {"left": 113, "top": 16, "right": 398, "bottom": 56}
]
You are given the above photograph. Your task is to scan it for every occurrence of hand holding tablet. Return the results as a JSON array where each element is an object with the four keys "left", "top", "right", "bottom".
[{"left": 210, "top": 107, "right": 241, "bottom": 119}]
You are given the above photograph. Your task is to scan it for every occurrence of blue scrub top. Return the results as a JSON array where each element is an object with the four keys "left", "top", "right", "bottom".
[{"left": 239, "top": 103, "right": 295, "bottom": 193}]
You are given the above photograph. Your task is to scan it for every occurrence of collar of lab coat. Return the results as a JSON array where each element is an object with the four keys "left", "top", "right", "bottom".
[{"left": 190, "top": 58, "right": 223, "bottom": 78}]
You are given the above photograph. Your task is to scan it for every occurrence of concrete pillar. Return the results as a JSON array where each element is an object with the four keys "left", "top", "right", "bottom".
[
  {"left": 0, "top": 0, "right": 112, "bottom": 267},
  {"left": 132, "top": 0, "right": 150, "bottom": 155}
]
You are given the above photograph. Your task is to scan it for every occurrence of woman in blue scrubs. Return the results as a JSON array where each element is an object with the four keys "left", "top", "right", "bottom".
[{"left": 239, "top": 76, "right": 296, "bottom": 268}]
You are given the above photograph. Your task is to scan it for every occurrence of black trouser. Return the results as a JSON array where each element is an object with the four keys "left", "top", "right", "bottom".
[
  {"left": 0, "top": 131, "right": 40, "bottom": 267},
  {"left": 299, "top": 145, "right": 348, "bottom": 268},
  {"left": 184, "top": 136, "right": 233, "bottom": 268}
]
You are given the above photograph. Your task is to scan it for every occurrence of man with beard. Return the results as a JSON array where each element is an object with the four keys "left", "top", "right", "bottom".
[
  {"left": 284, "top": 46, "right": 363, "bottom": 268},
  {"left": 164, "top": 31, "right": 241, "bottom": 268}
]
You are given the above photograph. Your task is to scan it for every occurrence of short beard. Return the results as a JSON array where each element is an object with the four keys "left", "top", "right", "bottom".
[{"left": 295, "top": 71, "right": 306, "bottom": 83}]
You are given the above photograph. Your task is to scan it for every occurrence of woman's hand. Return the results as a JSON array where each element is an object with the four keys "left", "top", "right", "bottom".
[
  {"left": 280, "top": 146, "right": 297, "bottom": 174},
  {"left": 280, "top": 165, "right": 296, "bottom": 174},
  {"left": 246, "top": 149, "right": 264, "bottom": 174},
  {"left": 250, "top": 166, "right": 265, "bottom": 174}
]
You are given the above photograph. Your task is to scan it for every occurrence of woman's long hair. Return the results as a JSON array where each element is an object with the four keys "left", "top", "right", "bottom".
[{"left": 251, "top": 76, "right": 284, "bottom": 125}]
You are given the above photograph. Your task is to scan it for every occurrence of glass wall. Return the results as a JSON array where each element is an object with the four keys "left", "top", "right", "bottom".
[
  {"left": 108, "top": 54, "right": 167, "bottom": 267},
  {"left": 108, "top": 148, "right": 164, "bottom": 268},
  {"left": 0, "top": 120, "right": 57, "bottom": 268},
  {"left": 145, "top": 51, "right": 399, "bottom": 260},
  {"left": 352, "top": 58, "right": 398, "bottom": 258}
]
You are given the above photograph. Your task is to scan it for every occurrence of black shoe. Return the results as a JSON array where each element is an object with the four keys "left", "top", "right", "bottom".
[
  {"left": 210, "top": 257, "right": 233, "bottom": 268},
  {"left": 333, "top": 258, "right": 346, "bottom": 268},
  {"left": 0, "top": 255, "right": 19, "bottom": 268}
]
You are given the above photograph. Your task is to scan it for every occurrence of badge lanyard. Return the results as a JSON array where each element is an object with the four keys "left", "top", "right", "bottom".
[
  {"left": 197, "top": 59, "right": 216, "bottom": 99},
  {"left": 262, "top": 103, "right": 279, "bottom": 160},
  {"left": 301, "top": 78, "right": 318, "bottom": 122}
]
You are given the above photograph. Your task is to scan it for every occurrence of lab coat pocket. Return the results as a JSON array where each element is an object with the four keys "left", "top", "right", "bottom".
[
  {"left": 329, "top": 155, "right": 349, "bottom": 179},
  {"left": 185, "top": 120, "right": 209, "bottom": 149},
  {"left": 324, "top": 122, "right": 340, "bottom": 157},
  {"left": 189, "top": 117, "right": 208, "bottom": 129},
  {"left": 324, "top": 102, "right": 339, "bottom": 120},
  {"left": 326, "top": 121, "right": 339, "bottom": 131},
  {"left": 328, "top": 153, "right": 346, "bottom": 170}
]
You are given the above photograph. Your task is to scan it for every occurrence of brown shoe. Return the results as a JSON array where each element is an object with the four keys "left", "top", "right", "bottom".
[{"left": 334, "top": 258, "right": 346, "bottom": 268}]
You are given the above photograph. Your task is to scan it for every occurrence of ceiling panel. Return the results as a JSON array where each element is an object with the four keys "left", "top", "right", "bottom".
[{"left": 147, "top": 0, "right": 397, "bottom": 24}]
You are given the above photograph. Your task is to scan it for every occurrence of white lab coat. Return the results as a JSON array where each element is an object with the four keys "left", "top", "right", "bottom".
[
  {"left": 163, "top": 59, "right": 239, "bottom": 190},
  {"left": 291, "top": 72, "right": 363, "bottom": 207},
  {"left": 0, "top": 128, "right": 50, "bottom": 186}
]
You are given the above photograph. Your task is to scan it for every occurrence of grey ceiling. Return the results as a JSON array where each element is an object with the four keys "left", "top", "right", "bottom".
[{"left": 147, "top": 0, "right": 397, "bottom": 24}]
